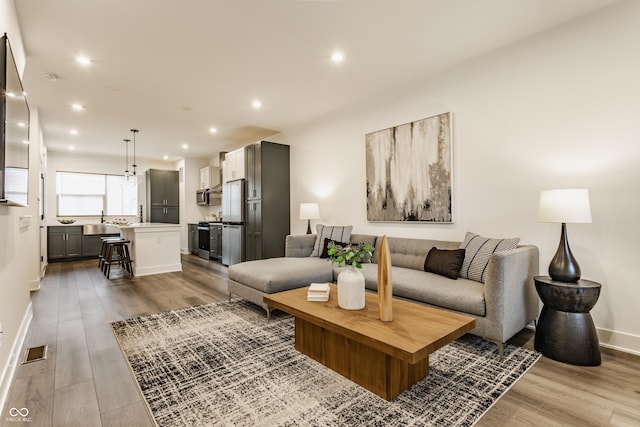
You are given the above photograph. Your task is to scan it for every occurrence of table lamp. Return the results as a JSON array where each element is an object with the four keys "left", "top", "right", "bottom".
[
  {"left": 537, "top": 189, "right": 592, "bottom": 283},
  {"left": 299, "top": 203, "right": 320, "bottom": 234}
]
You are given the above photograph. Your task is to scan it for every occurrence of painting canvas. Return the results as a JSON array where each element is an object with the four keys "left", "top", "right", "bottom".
[{"left": 365, "top": 112, "right": 452, "bottom": 222}]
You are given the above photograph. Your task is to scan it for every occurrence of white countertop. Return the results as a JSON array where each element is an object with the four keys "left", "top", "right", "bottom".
[{"left": 118, "top": 222, "right": 180, "bottom": 229}]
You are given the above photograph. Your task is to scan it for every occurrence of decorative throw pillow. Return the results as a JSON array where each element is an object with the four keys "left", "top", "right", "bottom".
[
  {"left": 319, "top": 238, "right": 350, "bottom": 259},
  {"left": 458, "top": 232, "right": 519, "bottom": 283},
  {"left": 423, "top": 248, "right": 466, "bottom": 280},
  {"left": 311, "top": 224, "right": 353, "bottom": 257}
]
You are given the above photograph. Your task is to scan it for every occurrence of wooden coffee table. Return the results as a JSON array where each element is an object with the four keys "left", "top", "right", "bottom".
[{"left": 263, "top": 284, "right": 475, "bottom": 400}]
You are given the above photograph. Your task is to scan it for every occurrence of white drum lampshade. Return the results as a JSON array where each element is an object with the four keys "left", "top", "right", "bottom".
[
  {"left": 299, "top": 203, "right": 320, "bottom": 234},
  {"left": 538, "top": 189, "right": 592, "bottom": 282}
]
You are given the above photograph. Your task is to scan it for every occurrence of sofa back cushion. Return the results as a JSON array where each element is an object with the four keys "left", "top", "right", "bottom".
[
  {"left": 310, "top": 224, "right": 353, "bottom": 257},
  {"left": 424, "top": 248, "right": 466, "bottom": 279},
  {"left": 373, "top": 236, "right": 460, "bottom": 270},
  {"left": 458, "top": 232, "right": 520, "bottom": 283}
]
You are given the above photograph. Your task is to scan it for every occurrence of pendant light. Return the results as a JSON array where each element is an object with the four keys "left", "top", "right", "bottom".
[
  {"left": 123, "top": 139, "right": 131, "bottom": 178},
  {"left": 130, "top": 129, "right": 139, "bottom": 176}
]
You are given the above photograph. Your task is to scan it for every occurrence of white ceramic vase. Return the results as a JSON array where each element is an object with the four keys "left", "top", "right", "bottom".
[{"left": 337, "top": 266, "right": 365, "bottom": 310}]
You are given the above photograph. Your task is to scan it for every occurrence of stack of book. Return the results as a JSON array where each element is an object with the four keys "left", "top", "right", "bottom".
[{"left": 307, "top": 283, "right": 330, "bottom": 302}]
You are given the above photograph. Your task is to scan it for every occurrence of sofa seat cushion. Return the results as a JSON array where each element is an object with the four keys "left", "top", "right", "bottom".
[
  {"left": 228, "top": 257, "right": 334, "bottom": 294},
  {"left": 359, "top": 264, "right": 486, "bottom": 317}
]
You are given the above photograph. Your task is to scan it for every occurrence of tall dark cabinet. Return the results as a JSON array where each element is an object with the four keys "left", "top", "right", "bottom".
[
  {"left": 245, "top": 141, "right": 290, "bottom": 261},
  {"left": 146, "top": 169, "right": 180, "bottom": 223}
]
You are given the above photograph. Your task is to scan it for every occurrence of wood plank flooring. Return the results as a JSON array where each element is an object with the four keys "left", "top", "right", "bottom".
[{"left": 2, "top": 255, "right": 639, "bottom": 426}]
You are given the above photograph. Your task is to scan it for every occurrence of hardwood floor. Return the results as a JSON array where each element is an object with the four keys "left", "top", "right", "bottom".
[{"left": 2, "top": 255, "right": 639, "bottom": 426}]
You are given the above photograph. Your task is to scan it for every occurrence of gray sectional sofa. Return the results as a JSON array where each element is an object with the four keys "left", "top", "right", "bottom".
[{"left": 228, "top": 232, "right": 539, "bottom": 354}]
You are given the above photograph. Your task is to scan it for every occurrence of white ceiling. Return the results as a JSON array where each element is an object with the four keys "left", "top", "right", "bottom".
[{"left": 14, "top": 0, "right": 619, "bottom": 161}]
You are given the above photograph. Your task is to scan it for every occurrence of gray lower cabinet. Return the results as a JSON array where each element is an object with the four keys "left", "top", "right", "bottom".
[
  {"left": 246, "top": 199, "right": 262, "bottom": 261},
  {"left": 210, "top": 224, "right": 222, "bottom": 261},
  {"left": 82, "top": 234, "right": 119, "bottom": 257},
  {"left": 48, "top": 226, "right": 83, "bottom": 260},
  {"left": 188, "top": 224, "right": 199, "bottom": 255}
]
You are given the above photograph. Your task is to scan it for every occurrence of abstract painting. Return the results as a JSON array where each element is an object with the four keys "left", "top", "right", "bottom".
[{"left": 365, "top": 112, "right": 452, "bottom": 222}]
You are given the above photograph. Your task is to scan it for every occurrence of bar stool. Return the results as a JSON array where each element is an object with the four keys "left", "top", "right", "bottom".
[
  {"left": 98, "top": 236, "right": 122, "bottom": 271},
  {"left": 103, "top": 239, "right": 133, "bottom": 278}
]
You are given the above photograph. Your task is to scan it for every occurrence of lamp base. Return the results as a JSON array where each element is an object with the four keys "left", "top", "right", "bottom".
[
  {"left": 549, "top": 223, "right": 581, "bottom": 283},
  {"left": 306, "top": 219, "right": 312, "bottom": 234}
]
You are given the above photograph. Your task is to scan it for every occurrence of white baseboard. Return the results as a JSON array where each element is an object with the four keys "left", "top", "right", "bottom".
[
  {"left": 0, "top": 302, "right": 33, "bottom": 415},
  {"left": 597, "top": 327, "right": 640, "bottom": 356},
  {"left": 28, "top": 277, "right": 40, "bottom": 292},
  {"left": 133, "top": 263, "right": 183, "bottom": 277}
]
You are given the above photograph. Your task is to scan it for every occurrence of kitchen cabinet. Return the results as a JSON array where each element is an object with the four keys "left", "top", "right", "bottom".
[
  {"left": 245, "top": 199, "right": 262, "bottom": 261},
  {"left": 245, "top": 143, "right": 261, "bottom": 199},
  {"left": 199, "top": 166, "right": 221, "bottom": 190},
  {"left": 244, "top": 141, "right": 290, "bottom": 261},
  {"left": 146, "top": 169, "right": 179, "bottom": 223},
  {"left": 201, "top": 165, "right": 222, "bottom": 203},
  {"left": 150, "top": 206, "right": 179, "bottom": 224},
  {"left": 188, "top": 223, "right": 199, "bottom": 254},
  {"left": 82, "top": 233, "right": 120, "bottom": 257},
  {"left": 223, "top": 147, "right": 245, "bottom": 182},
  {"left": 209, "top": 224, "right": 222, "bottom": 261},
  {"left": 48, "top": 226, "right": 83, "bottom": 260},
  {"left": 199, "top": 166, "right": 211, "bottom": 190}
]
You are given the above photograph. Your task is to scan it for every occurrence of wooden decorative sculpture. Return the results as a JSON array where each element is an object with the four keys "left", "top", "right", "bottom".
[{"left": 377, "top": 235, "right": 393, "bottom": 321}]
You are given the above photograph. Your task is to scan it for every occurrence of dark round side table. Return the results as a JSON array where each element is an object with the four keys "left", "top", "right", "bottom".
[{"left": 534, "top": 276, "right": 602, "bottom": 366}]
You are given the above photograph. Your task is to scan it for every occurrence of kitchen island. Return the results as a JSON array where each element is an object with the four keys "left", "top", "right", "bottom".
[{"left": 118, "top": 223, "right": 182, "bottom": 276}]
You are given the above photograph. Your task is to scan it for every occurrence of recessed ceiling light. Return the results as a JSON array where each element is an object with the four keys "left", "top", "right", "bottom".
[
  {"left": 69, "top": 145, "right": 76, "bottom": 151},
  {"left": 163, "top": 155, "right": 169, "bottom": 160},
  {"left": 209, "top": 127, "right": 218, "bottom": 134},
  {"left": 75, "top": 55, "right": 92, "bottom": 65},
  {"left": 7, "top": 92, "right": 16, "bottom": 98},
  {"left": 331, "top": 50, "right": 345, "bottom": 64},
  {"left": 44, "top": 73, "right": 60, "bottom": 81},
  {"left": 251, "top": 99, "right": 262, "bottom": 110},
  {"left": 17, "top": 122, "right": 26, "bottom": 127},
  {"left": 70, "top": 129, "right": 79, "bottom": 136},
  {"left": 22, "top": 140, "right": 29, "bottom": 145},
  {"left": 71, "top": 103, "right": 84, "bottom": 111},
  {"left": 181, "top": 143, "right": 189, "bottom": 150}
]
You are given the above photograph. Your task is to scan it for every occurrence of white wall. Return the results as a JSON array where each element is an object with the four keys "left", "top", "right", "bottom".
[
  {"left": 47, "top": 151, "right": 215, "bottom": 254},
  {"left": 273, "top": 1, "right": 640, "bottom": 354},
  {"left": 177, "top": 157, "right": 212, "bottom": 253},
  {"left": 0, "top": 0, "right": 37, "bottom": 410},
  {"left": 45, "top": 151, "right": 175, "bottom": 225}
]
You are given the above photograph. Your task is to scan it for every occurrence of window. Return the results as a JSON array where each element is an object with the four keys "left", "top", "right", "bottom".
[{"left": 56, "top": 171, "right": 138, "bottom": 216}]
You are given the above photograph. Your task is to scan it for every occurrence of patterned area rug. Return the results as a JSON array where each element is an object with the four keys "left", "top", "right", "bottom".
[{"left": 111, "top": 300, "right": 540, "bottom": 426}]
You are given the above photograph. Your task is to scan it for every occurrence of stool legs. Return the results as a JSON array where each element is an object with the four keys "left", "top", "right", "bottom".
[{"left": 102, "top": 240, "right": 133, "bottom": 279}]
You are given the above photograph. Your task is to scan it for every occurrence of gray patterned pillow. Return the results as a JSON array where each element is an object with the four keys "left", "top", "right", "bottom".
[
  {"left": 458, "top": 232, "right": 519, "bottom": 283},
  {"left": 310, "top": 224, "right": 353, "bottom": 257}
]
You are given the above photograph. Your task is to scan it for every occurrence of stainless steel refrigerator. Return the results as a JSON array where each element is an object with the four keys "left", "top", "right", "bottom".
[{"left": 221, "top": 179, "right": 245, "bottom": 265}]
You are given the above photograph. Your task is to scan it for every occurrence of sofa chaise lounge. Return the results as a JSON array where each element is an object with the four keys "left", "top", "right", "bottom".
[{"left": 228, "top": 231, "right": 539, "bottom": 354}]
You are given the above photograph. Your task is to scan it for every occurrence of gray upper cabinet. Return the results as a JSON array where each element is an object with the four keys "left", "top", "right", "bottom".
[
  {"left": 146, "top": 169, "right": 180, "bottom": 223},
  {"left": 245, "top": 141, "right": 290, "bottom": 261},
  {"left": 246, "top": 143, "right": 262, "bottom": 200}
]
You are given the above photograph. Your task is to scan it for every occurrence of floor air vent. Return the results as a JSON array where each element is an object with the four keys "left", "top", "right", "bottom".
[{"left": 22, "top": 345, "right": 48, "bottom": 364}]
